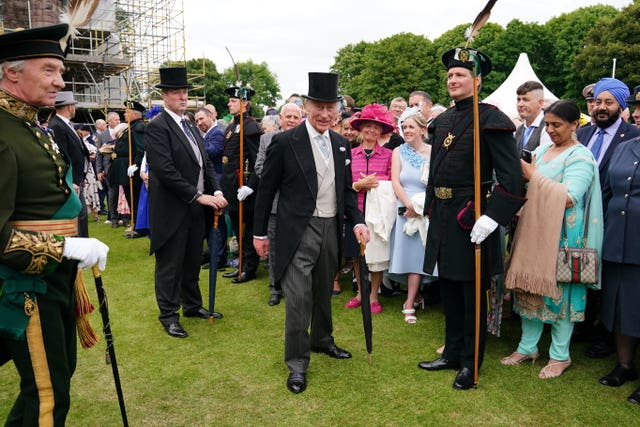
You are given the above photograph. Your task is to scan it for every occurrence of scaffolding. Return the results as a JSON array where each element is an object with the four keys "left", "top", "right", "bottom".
[{"left": 0, "top": 0, "right": 204, "bottom": 120}]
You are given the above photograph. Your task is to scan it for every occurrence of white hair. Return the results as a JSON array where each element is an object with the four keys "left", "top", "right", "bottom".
[{"left": 0, "top": 60, "right": 26, "bottom": 80}]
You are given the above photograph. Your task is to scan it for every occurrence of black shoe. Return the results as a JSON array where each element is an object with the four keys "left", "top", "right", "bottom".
[
  {"left": 231, "top": 272, "right": 256, "bottom": 284},
  {"left": 123, "top": 231, "right": 140, "bottom": 239},
  {"left": 453, "top": 367, "right": 475, "bottom": 390},
  {"left": 164, "top": 322, "right": 188, "bottom": 338},
  {"left": 599, "top": 364, "right": 638, "bottom": 387},
  {"left": 111, "top": 222, "right": 119, "bottom": 229},
  {"left": 287, "top": 372, "right": 306, "bottom": 394},
  {"left": 418, "top": 357, "right": 461, "bottom": 371},
  {"left": 201, "top": 262, "right": 210, "bottom": 270},
  {"left": 268, "top": 293, "right": 282, "bottom": 306},
  {"left": 628, "top": 386, "right": 640, "bottom": 405},
  {"left": 183, "top": 307, "right": 212, "bottom": 319},
  {"left": 211, "top": 311, "right": 223, "bottom": 319},
  {"left": 585, "top": 341, "right": 615, "bottom": 358},
  {"left": 311, "top": 343, "right": 352, "bottom": 359},
  {"left": 222, "top": 269, "right": 239, "bottom": 278}
]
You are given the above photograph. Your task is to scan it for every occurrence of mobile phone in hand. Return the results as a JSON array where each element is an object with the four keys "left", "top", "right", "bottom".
[{"left": 521, "top": 149, "right": 533, "bottom": 163}]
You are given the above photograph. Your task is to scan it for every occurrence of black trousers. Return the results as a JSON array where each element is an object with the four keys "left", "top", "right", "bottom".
[
  {"left": 154, "top": 202, "right": 206, "bottom": 325},
  {"left": 440, "top": 277, "right": 488, "bottom": 371},
  {"left": 229, "top": 208, "right": 259, "bottom": 276}
]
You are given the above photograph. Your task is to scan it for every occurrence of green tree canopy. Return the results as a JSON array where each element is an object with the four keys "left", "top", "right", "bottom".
[
  {"left": 185, "top": 58, "right": 228, "bottom": 116},
  {"left": 221, "top": 60, "right": 281, "bottom": 119}
]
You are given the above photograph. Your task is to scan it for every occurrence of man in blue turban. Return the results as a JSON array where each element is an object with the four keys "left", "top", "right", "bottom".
[{"left": 575, "top": 77, "right": 640, "bottom": 360}]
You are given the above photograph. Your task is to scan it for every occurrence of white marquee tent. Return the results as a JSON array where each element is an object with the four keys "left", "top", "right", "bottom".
[{"left": 483, "top": 52, "right": 558, "bottom": 120}]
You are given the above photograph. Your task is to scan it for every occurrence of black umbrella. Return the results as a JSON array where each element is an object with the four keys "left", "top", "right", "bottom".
[
  {"left": 91, "top": 266, "right": 129, "bottom": 427},
  {"left": 208, "top": 210, "right": 222, "bottom": 324},
  {"left": 358, "top": 241, "right": 373, "bottom": 363}
]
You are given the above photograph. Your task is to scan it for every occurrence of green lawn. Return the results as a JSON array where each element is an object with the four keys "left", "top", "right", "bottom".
[{"left": 1, "top": 220, "right": 637, "bottom": 426}]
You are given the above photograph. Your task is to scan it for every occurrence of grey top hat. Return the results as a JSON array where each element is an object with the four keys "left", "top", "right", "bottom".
[{"left": 54, "top": 91, "right": 78, "bottom": 107}]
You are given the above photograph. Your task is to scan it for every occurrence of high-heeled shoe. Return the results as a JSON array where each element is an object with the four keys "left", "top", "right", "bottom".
[
  {"left": 538, "top": 359, "right": 571, "bottom": 379},
  {"left": 500, "top": 351, "right": 539, "bottom": 366},
  {"left": 402, "top": 305, "right": 417, "bottom": 324},
  {"left": 413, "top": 298, "right": 425, "bottom": 310}
]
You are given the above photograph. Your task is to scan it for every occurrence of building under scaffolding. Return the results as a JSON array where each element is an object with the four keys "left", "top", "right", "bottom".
[{"left": 0, "top": 0, "right": 203, "bottom": 122}]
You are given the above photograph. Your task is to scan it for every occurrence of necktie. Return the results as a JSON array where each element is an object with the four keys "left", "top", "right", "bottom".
[
  {"left": 181, "top": 119, "right": 202, "bottom": 165},
  {"left": 591, "top": 129, "right": 605, "bottom": 161},
  {"left": 316, "top": 134, "right": 330, "bottom": 160},
  {"left": 522, "top": 125, "right": 534, "bottom": 148}
]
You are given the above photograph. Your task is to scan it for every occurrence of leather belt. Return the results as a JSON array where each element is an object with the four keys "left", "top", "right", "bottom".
[{"left": 434, "top": 182, "right": 492, "bottom": 200}]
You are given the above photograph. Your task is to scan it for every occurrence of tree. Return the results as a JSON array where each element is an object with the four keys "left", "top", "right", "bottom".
[
  {"left": 574, "top": 2, "right": 640, "bottom": 100},
  {"left": 185, "top": 58, "right": 228, "bottom": 116},
  {"left": 221, "top": 60, "right": 281, "bottom": 119},
  {"left": 331, "top": 41, "right": 373, "bottom": 103}
]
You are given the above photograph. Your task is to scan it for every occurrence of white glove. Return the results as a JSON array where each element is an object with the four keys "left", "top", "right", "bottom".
[
  {"left": 237, "top": 186, "right": 254, "bottom": 201},
  {"left": 127, "top": 164, "right": 139, "bottom": 177},
  {"left": 470, "top": 215, "right": 499, "bottom": 244},
  {"left": 63, "top": 237, "right": 110, "bottom": 270}
]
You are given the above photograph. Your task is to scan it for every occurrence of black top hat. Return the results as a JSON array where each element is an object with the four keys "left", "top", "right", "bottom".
[
  {"left": 302, "top": 72, "right": 343, "bottom": 103},
  {"left": 625, "top": 85, "right": 640, "bottom": 106},
  {"left": 0, "top": 23, "right": 69, "bottom": 63},
  {"left": 442, "top": 47, "right": 492, "bottom": 77},
  {"left": 156, "top": 67, "right": 193, "bottom": 89},
  {"left": 225, "top": 86, "right": 255, "bottom": 100},
  {"left": 125, "top": 100, "right": 146, "bottom": 113}
]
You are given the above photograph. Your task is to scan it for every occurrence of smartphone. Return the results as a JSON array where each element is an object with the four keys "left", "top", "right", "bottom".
[
  {"left": 398, "top": 206, "right": 407, "bottom": 216},
  {"left": 521, "top": 149, "right": 533, "bottom": 163}
]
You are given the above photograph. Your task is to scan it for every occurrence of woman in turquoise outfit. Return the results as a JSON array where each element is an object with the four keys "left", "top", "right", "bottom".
[
  {"left": 387, "top": 113, "right": 434, "bottom": 323},
  {"left": 502, "top": 100, "right": 603, "bottom": 378}
]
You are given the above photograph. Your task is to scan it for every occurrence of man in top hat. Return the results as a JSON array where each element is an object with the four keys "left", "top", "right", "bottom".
[
  {"left": 417, "top": 47, "right": 525, "bottom": 390},
  {"left": 626, "top": 85, "right": 640, "bottom": 129},
  {"left": 220, "top": 85, "right": 263, "bottom": 283},
  {"left": 49, "top": 90, "right": 92, "bottom": 237},
  {"left": 0, "top": 24, "right": 109, "bottom": 425},
  {"left": 109, "top": 100, "right": 146, "bottom": 237},
  {"left": 575, "top": 78, "right": 640, "bottom": 359},
  {"left": 145, "top": 67, "right": 227, "bottom": 338},
  {"left": 253, "top": 72, "right": 370, "bottom": 394}
]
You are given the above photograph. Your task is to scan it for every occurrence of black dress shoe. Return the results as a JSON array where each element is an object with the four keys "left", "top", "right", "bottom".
[
  {"left": 584, "top": 341, "right": 615, "bottom": 358},
  {"left": 599, "top": 364, "right": 638, "bottom": 387},
  {"left": 222, "top": 269, "right": 239, "bottom": 278},
  {"left": 287, "top": 372, "right": 306, "bottom": 394},
  {"left": 164, "top": 322, "right": 188, "bottom": 338},
  {"left": 183, "top": 307, "right": 212, "bottom": 319},
  {"left": 268, "top": 293, "right": 282, "bottom": 306},
  {"left": 311, "top": 343, "right": 352, "bottom": 359},
  {"left": 231, "top": 272, "right": 256, "bottom": 284},
  {"left": 453, "top": 367, "right": 475, "bottom": 390},
  {"left": 628, "top": 386, "right": 640, "bottom": 405},
  {"left": 418, "top": 357, "right": 461, "bottom": 371},
  {"left": 211, "top": 311, "right": 223, "bottom": 319}
]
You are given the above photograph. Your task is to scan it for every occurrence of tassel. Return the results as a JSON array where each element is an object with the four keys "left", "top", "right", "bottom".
[
  {"left": 74, "top": 270, "right": 98, "bottom": 349},
  {"left": 464, "top": 0, "right": 497, "bottom": 47},
  {"left": 59, "top": 0, "right": 101, "bottom": 51}
]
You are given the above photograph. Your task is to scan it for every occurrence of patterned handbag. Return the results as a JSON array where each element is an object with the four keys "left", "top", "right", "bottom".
[{"left": 556, "top": 188, "right": 598, "bottom": 284}]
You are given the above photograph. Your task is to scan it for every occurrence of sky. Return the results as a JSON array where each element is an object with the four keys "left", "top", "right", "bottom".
[{"left": 183, "top": 0, "right": 632, "bottom": 105}]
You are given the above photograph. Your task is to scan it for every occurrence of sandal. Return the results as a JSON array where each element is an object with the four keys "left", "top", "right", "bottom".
[
  {"left": 538, "top": 359, "right": 571, "bottom": 379},
  {"left": 402, "top": 305, "right": 417, "bottom": 324},
  {"left": 500, "top": 351, "right": 539, "bottom": 366}
]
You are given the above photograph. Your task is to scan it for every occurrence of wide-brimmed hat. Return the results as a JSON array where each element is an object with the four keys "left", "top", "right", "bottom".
[
  {"left": 302, "top": 72, "right": 343, "bottom": 103},
  {"left": 125, "top": 100, "right": 146, "bottom": 113},
  {"left": 54, "top": 91, "right": 78, "bottom": 107},
  {"left": 156, "top": 67, "right": 193, "bottom": 89},
  {"left": 442, "top": 47, "right": 492, "bottom": 77},
  {"left": 582, "top": 83, "right": 595, "bottom": 101},
  {"left": 225, "top": 86, "right": 255, "bottom": 100},
  {"left": 625, "top": 85, "right": 640, "bottom": 106},
  {"left": 0, "top": 23, "right": 69, "bottom": 62},
  {"left": 349, "top": 103, "right": 395, "bottom": 135}
]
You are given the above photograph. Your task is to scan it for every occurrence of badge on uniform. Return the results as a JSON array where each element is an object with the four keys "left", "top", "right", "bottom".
[{"left": 234, "top": 124, "right": 240, "bottom": 133}]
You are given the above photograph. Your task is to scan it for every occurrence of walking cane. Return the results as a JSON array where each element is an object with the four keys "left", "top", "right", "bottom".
[{"left": 92, "top": 266, "right": 129, "bottom": 426}]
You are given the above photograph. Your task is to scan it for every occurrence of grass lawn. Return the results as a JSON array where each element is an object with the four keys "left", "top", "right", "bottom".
[{"left": 1, "top": 220, "right": 638, "bottom": 426}]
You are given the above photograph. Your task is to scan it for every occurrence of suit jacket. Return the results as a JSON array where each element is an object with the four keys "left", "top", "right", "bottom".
[
  {"left": 95, "top": 129, "right": 115, "bottom": 175},
  {"left": 48, "top": 114, "right": 90, "bottom": 186},
  {"left": 203, "top": 124, "right": 224, "bottom": 179},
  {"left": 254, "top": 123, "right": 364, "bottom": 282},
  {"left": 145, "top": 111, "right": 220, "bottom": 253},
  {"left": 577, "top": 121, "right": 640, "bottom": 187}
]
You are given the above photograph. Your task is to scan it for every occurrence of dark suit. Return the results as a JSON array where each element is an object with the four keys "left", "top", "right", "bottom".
[
  {"left": 202, "top": 124, "right": 227, "bottom": 267},
  {"left": 48, "top": 114, "right": 90, "bottom": 237},
  {"left": 145, "top": 111, "right": 221, "bottom": 326},
  {"left": 254, "top": 123, "right": 364, "bottom": 373}
]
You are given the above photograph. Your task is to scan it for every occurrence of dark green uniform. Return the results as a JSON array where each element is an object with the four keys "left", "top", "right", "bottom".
[{"left": 0, "top": 89, "right": 82, "bottom": 426}]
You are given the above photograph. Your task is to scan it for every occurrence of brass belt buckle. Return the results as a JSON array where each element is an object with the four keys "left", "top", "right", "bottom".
[
  {"left": 222, "top": 156, "right": 229, "bottom": 164},
  {"left": 435, "top": 187, "right": 453, "bottom": 199}
]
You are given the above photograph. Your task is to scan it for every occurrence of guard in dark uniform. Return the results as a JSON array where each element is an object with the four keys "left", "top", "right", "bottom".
[
  {"left": 221, "top": 86, "right": 263, "bottom": 283},
  {"left": 0, "top": 24, "right": 109, "bottom": 425},
  {"left": 109, "top": 100, "right": 146, "bottom": 234},
  {"left": 417, "top": 47, "right": 525, "bottom": 389}
]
